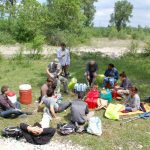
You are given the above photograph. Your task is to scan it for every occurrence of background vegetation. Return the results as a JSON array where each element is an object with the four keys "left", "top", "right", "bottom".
[{"left": 0, "top": 0, "right": 150, "bottom": 48}]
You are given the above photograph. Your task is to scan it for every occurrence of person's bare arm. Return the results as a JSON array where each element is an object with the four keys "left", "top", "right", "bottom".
[
  {"left": 50, "top": 106, "right": 57, "bottom": 118},
  {"left": 46, "top": 68, "right": 54, "bottom": 78}
]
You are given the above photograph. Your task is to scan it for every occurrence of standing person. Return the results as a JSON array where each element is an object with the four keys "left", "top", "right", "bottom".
[
  {"left": 116, "top": 72, "right": 132, "bottom": 97},
  {"left": 57, "top": 43, "right": 70, "bottom": 77},
  {"left": 0, "top": 85, "right": 31, "bottom": 118},
  {"left": 85, "top": 60, "right": 98, "bottom": 87},
  {"left": 124, "top": 87, "right": 140, "bottom": 112},
  {"left": 47, "top": 59, "right": 68, "bottom": 93},
  {"left": 104, "top": 63, "right": 119, "bottom": 88}
]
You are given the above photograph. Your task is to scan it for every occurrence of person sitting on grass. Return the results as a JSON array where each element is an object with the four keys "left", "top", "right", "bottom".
[
  {"left": 39, "top": 77, "right": 56, "bottom": 103},
  {"left": 39, "top": 88, "right": 71, "bottom": 119},
  {"left": 84, "top": 60, "right": 98, "bottom": 87},
  {"left": 0, "top": 85, "right": 32, "bottom": 118},
  {"left": 116, "top": 71, "right": 132, "bottom": 98},
  {"left": 70, "top": 92, "right": 89, "bottom": 125},
  {"left": 123, "top": 87, "right": 140, "bottom": 112},
  {"left": 104, "top": 63, "right": 119, "bottom": 88},
  {"left": 47, "top": 59, "right": 68, "bottom": 94}
]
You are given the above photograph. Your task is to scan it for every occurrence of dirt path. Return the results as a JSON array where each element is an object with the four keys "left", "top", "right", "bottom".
[{"left": 0, "top": 44, "right": 130, "bottom": 58}]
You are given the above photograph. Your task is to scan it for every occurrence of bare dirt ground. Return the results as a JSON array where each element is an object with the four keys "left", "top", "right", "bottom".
[{"left": 0, "top": 38, "right": 144, "bottom": 58}]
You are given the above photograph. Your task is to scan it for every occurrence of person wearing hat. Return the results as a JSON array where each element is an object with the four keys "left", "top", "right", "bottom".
[
  {"left": 0, "top": 85, "right": 32, "bottom": 118},
  {"left": 46, "top": 59, "right": 68, "bottom": 94},
  {"left": 57, "top": 43, "right": 70, "bottom": 78}
]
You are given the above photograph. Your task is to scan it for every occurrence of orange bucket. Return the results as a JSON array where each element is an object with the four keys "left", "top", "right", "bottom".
[{"left": 19, "top": 84, "right": 32, "bottom": 104}]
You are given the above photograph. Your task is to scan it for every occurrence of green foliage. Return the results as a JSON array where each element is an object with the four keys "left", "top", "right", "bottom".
[
  {"left": 110, "top": 0, "right": 133, "bottom": 31},
  {"left": 128, "top": 40, "right": 138, "bottom": 55},
  {"left": 26, "top": 34, "right": 45, "bottom": 57},
  {"left": 81, "top": 0, "right": 97, "bottom": 26},
  {"left": 143, "top": 41, "right": 150, "bottom": 56},
  {"left": 0, "top": 31, "right": 16, "bottom": 44}
]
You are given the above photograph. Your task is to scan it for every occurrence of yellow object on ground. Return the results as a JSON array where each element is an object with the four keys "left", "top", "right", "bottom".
[
  {"left": 119, "top": 103, "right": 150, "bottom": 116},
  {"left": 105, "top": 103, "right": 124, "bottom": 120}
]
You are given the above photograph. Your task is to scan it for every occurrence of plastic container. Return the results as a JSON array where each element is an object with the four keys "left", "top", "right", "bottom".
[
  {"left": 19, "top": 84, "right": 32, "bottom": 104},
  {"left": 85, "top": 98, "right": 98, "bottom": 109},
  {"left": 100, "top": 89, "right": 112, "bottom": 102}
]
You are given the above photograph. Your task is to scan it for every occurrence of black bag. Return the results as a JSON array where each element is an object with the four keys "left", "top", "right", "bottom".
[
  {"left": 2, "top": 126, "right": 23, "bottom": 139},
  {"left": 144, "top": 97, "right": 150, "bottom": 103},
  {"left": 57, "top": 123, "right": 76, "bottom": 135}
]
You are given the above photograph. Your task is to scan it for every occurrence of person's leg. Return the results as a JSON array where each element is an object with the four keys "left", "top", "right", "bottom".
[
  {"left": 84, "top": 72, "right": 90, "bottom": 86},
  {"left": 64, "top": 65, "right": 69, "bottom": 77},
  {"left": 0, "top": 109, "right": 23, "bottom": 118},
  {"left": 40, "top": 107, "right": 52, "bottom": 128},
  {"left": 91, "top": 72, "right": 97, "bottom": 86},
  {"left": 104, "top": 77, "right": 109, "bottom": 87},
  {"left": 55, "top": 78, "right": 61, "bottom": 93},
  {"left": 57, "top": 102, "right": 71, "bottom": 113},
  {"left": 15, "top": 101, "right": 21, "bottom": 109},
  {"left": 59, "top": 76, "right": 68, "bottom": 92},
  {"left": 109, "top": 78, "right": 115, "bottom": 88}
]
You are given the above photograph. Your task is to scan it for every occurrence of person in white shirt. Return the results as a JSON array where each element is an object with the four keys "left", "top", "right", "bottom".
[{"left": 57, "top": 43, "right": 70, "bottom": 77}]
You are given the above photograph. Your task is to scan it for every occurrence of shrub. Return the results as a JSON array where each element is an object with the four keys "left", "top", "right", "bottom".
[
  {"left": 0, "top": 31, "right": 16, "bottom": 44},
  {"left": 128, "top": 41, "right": 138, "bottom": 55},
  {"left": 26, "top": 34, "right": 45, "bottom": 58},
  {"left": 143, "top": 41, "right": 150, "bottom": 56}
]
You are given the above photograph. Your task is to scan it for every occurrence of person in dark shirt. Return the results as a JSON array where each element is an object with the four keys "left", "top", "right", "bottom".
[
  {"left": 104, "top": 63, "right": 119, "bottom": 88},
  {"left": 116, "top": 72, "right": 132, "bottom": 97},
  {"left": 0, "top": 85, "right": 31, "bottom": 118},
  {"left": 70, "top": 92, "right": 89, "bottom": 125},
  {"left": 20, "top": 122, "right": 55, "bottom": 145},
  {"left": 85, "top": 60, "right": 98, "bottom": 86}
]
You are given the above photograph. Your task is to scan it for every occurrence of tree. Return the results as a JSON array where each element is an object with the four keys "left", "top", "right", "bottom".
[
  {"left": 46, "top": 0, "right": 85, "bottom": 33},
  {"left": 81, "top": 0, "right": 97, "bottom": 27},
  {"left": 109, "top": 0, "right": 133, "bottom": 31}
]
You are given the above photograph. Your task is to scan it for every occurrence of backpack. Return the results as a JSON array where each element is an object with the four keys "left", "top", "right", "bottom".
[
  {"left": 2, "top": 126, "right": 23, "bottom": 140},
  {"left": 57, "top": 123, "right": 76, "bottom": 135}
]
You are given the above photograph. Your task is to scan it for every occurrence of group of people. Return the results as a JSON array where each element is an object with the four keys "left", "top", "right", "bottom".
[
  {"left": 85, "top": 60, "right": 140, "bottom": 112},
  {"left": 0, "top": 42, "right": 142, "bottom": 143}
]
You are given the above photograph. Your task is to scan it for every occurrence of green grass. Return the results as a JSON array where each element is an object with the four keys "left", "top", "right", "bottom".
[{"left": 0, "top": 53, "right": 150, "bottom": 150}]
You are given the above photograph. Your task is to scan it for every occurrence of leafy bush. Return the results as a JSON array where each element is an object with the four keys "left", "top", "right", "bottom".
[
  {"left": 143, "top": 41, "right": 150, "bottom": 56},
  {"left": 128, "top": 41, "right": 138, "bottom": 55},
  {"left": 0, "top": 31, "right": 16, "bottom": 44},
  {"left": 26, "top": 34, "right": 45, "bottom": 57}
]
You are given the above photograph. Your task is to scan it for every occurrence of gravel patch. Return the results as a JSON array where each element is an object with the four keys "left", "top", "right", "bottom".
[
  {"left": 0, "top": 138, "right": 87, "bottom": 150},
  {"left": 0, "top": 44, "right": 131, "bottom": 58}
]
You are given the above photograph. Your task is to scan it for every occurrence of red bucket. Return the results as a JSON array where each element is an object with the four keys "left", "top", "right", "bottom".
[{"left": 19, "top": 84, "right": 32, "bottom": 105}]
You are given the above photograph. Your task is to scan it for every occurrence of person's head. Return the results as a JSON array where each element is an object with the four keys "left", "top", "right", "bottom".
[
  {"left": 119, "top": 71, "right": 127, "bottom": 81},
  {"left": 108, "top": 63, "right": 114, "bottom": 70},
  {"left": 46, "top": 88, "right": 54, "bottom": 97},
  {"left": 78, "top": 92, "right": 85, "bottom": 100},
  {"left": 1, "top": 85, "right": 9, "bottom": 95},
  {"left": 46, "top": 77, "right": 54, "bottom": 86},
  {"left": 60, "top": 42, "right": 66, "bottom": 51},
  {"left": 129, "top": 87, "right": 138, "bottom": 96},
  {"left": 89, "top": 60, "right": 96, "bottom": 65}
]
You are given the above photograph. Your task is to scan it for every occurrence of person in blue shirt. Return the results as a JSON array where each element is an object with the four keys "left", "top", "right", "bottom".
[{"left": 104, "top": 63, "right": 119, "bottom": 88}]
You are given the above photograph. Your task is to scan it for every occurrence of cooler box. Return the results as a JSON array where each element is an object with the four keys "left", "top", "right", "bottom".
[
  {"left": 100, "top": 89, "right": 112, "bottom": 102},
  {"left": 19, "top": 84, "right": 32, "bottom": 105},
  {"left": 85, "top": 98, "right": 98, "bottom": 109}
]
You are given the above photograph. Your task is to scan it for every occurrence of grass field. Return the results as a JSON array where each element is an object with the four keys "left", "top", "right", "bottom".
[{"left": 0, "top": 52, "right": 150, "bottom": 150}]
